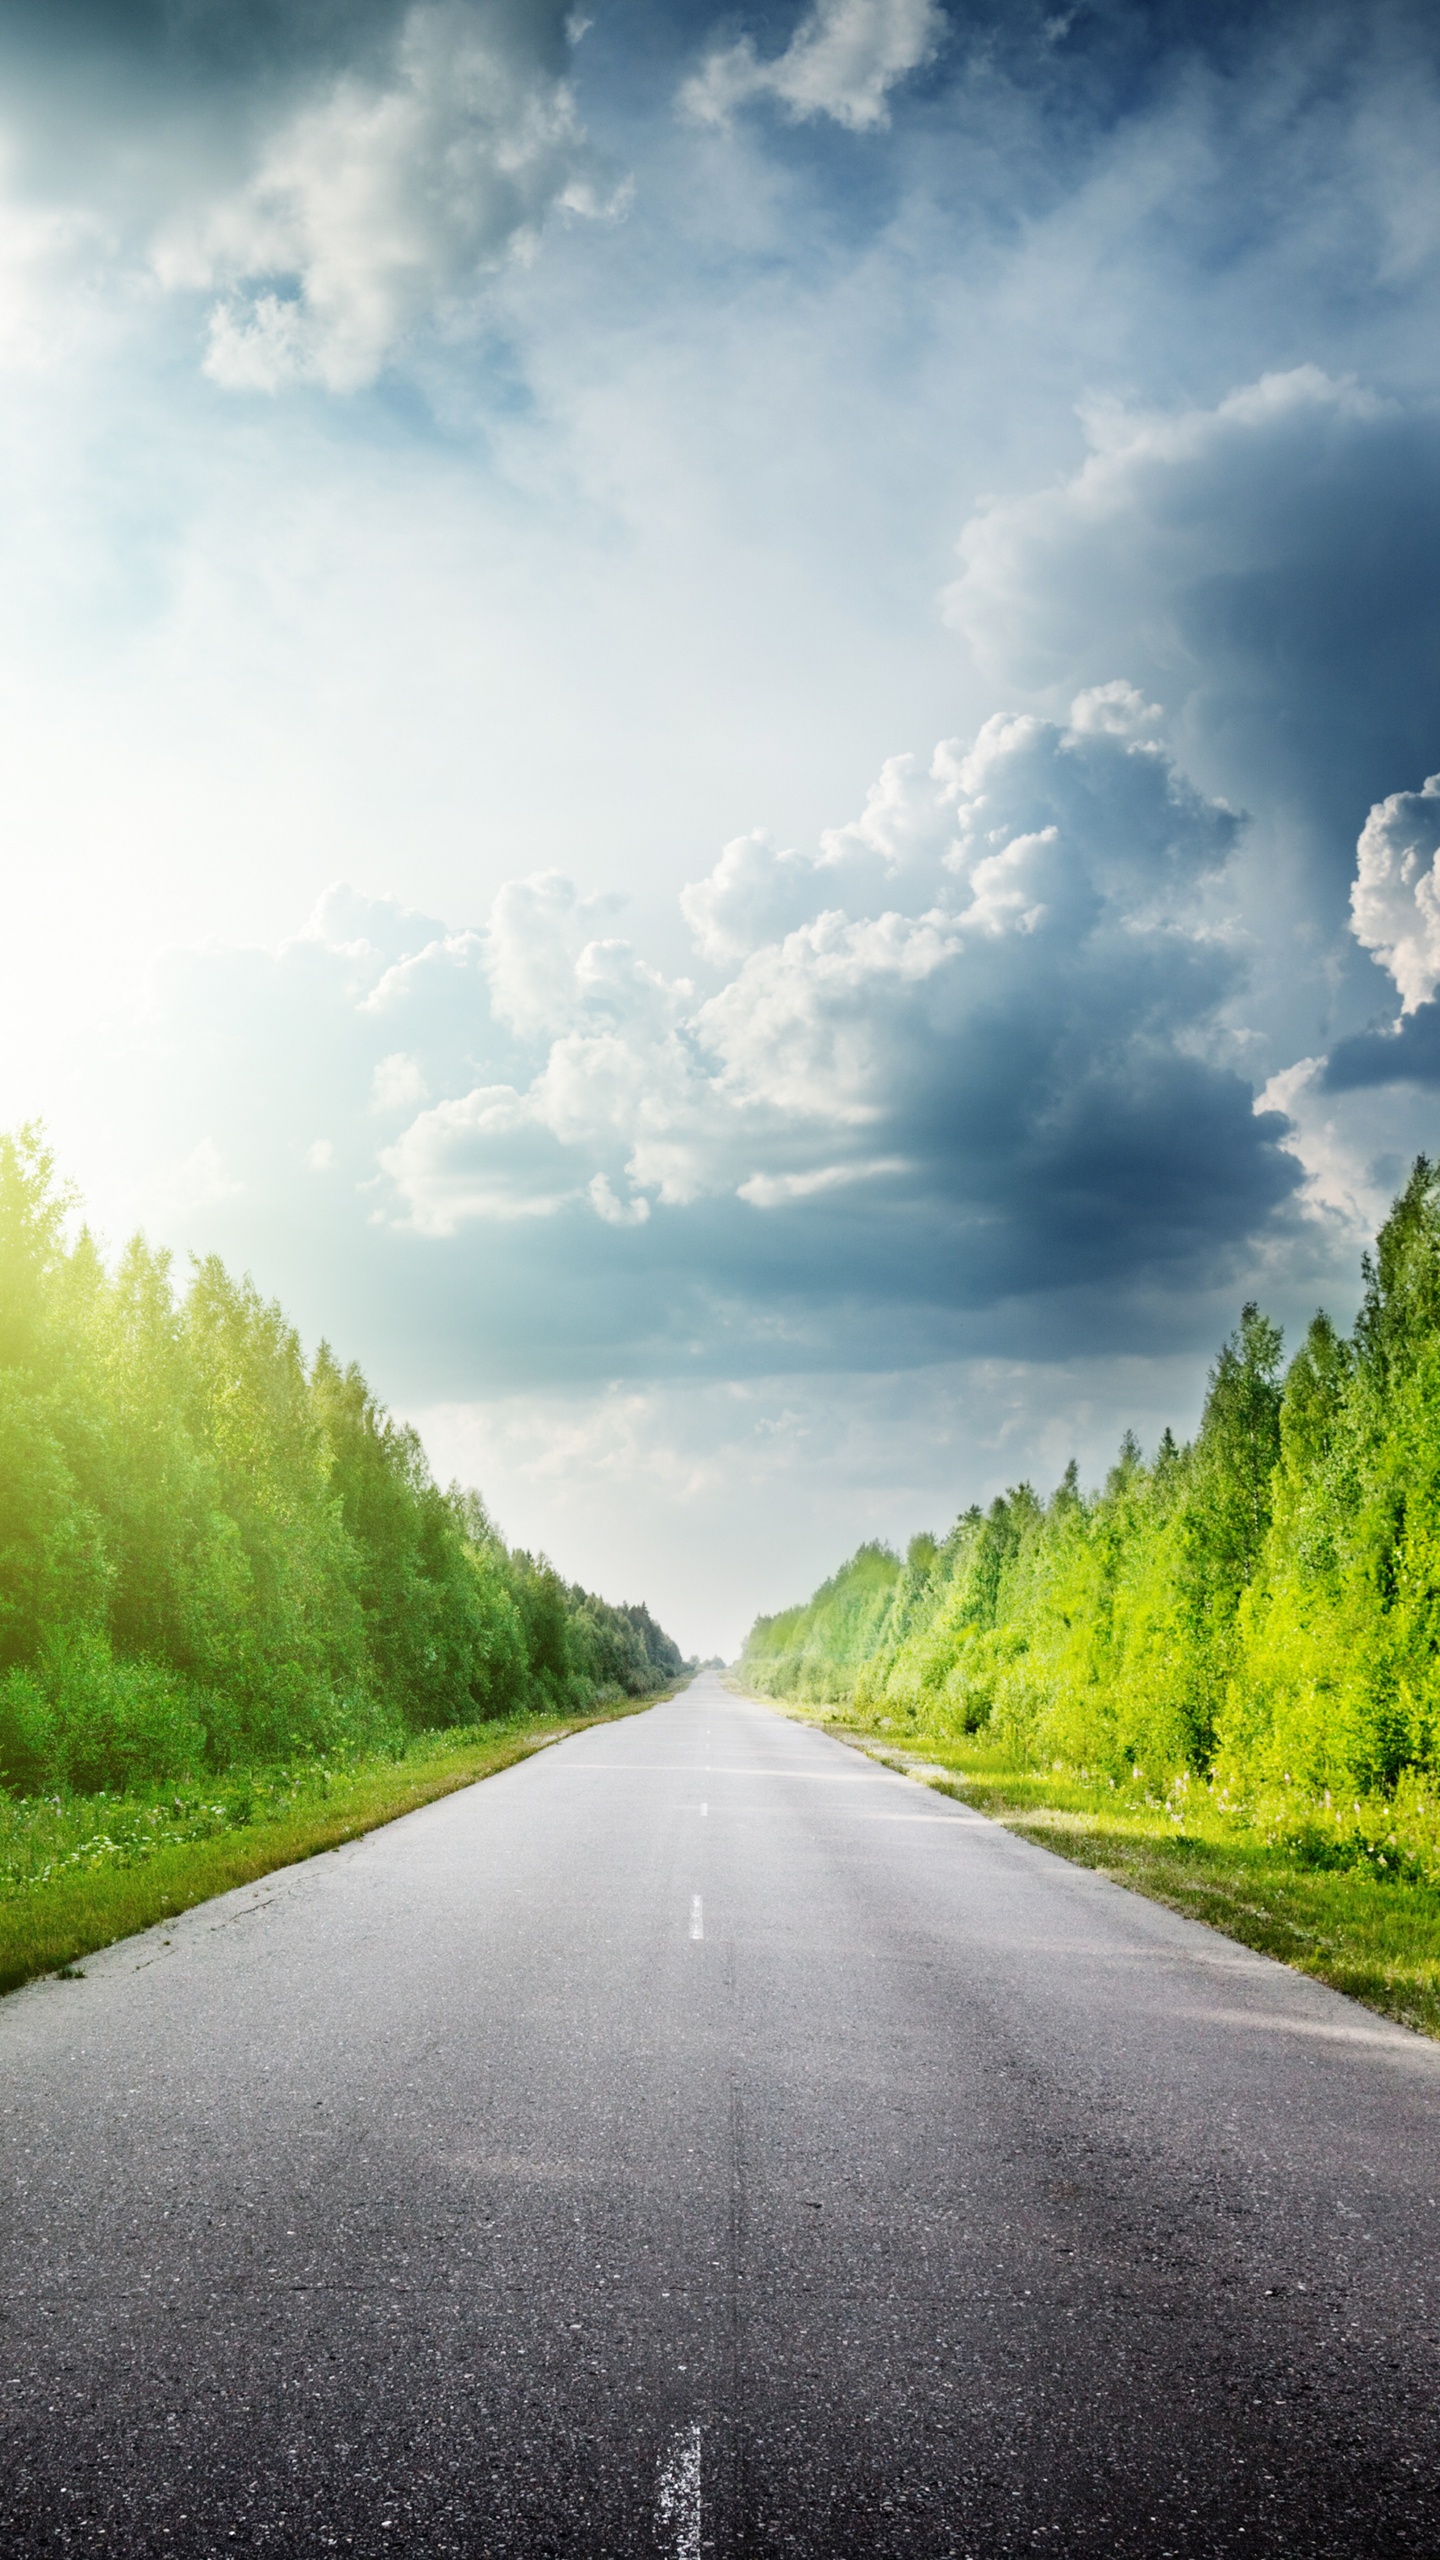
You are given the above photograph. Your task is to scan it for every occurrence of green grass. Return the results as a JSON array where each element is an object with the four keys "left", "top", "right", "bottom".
[
  {"left": 766, "top": 1699, "right": 1440, "bottom": 2040},
  {"left": 0, "top": 1686, "right": 682, "bottom": 1997}
]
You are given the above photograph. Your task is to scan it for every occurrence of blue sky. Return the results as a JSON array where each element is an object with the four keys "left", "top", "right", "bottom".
[{"left": 2, "top": 0, "right": 1439, "bottom": 1650}]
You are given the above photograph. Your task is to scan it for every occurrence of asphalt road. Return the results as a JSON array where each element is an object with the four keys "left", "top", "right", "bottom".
[{"left": 4, "top": 1672, "right": 1440, "bottom": 2557}]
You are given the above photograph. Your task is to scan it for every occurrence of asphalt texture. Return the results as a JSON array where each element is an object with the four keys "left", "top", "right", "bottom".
[{"left": 4, "top": 1672, "right": 1440, "bottom": 2558}]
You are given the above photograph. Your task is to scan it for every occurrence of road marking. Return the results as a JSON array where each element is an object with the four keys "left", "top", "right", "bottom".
[
  {"left": 656, "top": 2421, "right": 702, "bottom": 2560},
  {"left": 700, "top": 1801, "right": 709, "bottom": 1817},
  {"left": 690, "top": 1894, "right": 704, "bottom": 1941}
]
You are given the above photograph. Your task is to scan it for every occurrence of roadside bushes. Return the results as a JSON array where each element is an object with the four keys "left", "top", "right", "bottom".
[
  {"left": 0, "top": 1636, "right": 209, "bottom": 1798},
  {"left": 565, "top": 1592, "right": 687, "bottom": 1701},
  {"left": 751, "top": 1543, "right": 903, "bottom": 1702},
  {"left": 0, "top": 1125, "right": 689, "bottom": 1797},
  {"left": 742, "top": 1157, "right": 1440, "bottom": 1814}
]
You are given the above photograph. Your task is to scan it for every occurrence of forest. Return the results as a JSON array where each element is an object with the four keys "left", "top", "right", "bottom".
[
  {"left": 0, "top": 1125, "right": 686, "bottom": 1800},
  {"left": 743, "top": 1156, "right": 1440, "bottom": 1835}
]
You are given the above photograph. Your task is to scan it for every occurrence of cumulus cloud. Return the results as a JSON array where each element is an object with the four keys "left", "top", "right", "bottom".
[
  {"left": 681, "top": 833, "right": 827, "bottom": 966},
  {"left": 1316, "top": 774, "right": 1440, "bottom": 1091},
  {"left": 483, "top": 872, "right": 635, "bottom": 1039},
  {"left": 380, "top": 695, "right": 1258, "bottom": 1253},
  {"left": 946, "top": 368, "right": 1440, "bottom": 932},
  {"left": 150, "top": 0, "right": 607, "bottom": 391},
  {"left": 0, "top": 0, "right": 612, "bottom": 391},
  {"left": 1068, "top": 680, "right": 1164, "bottom": 742},
  {"left": 953, "top": 369, "right": 1346, "bottom": 669},
  {"left": 1236, "top": 771, "right": 1440, "bottom": 1226},
  {"left": 680, "top": 0, "right": 942, "bottom": 132},
  {"left": 588, "top": 1172, "right": 652, "bottom": 1227},
  {"left": 380, "top": 1083, "right": 579, "bottom": 1230},
  {"left": 950, "top": 367, "right": 1386, "bottom": 685},
  {"left": 371, "top": 1051, "right": 429, "bottom": 1113},
  {"left": 1348, "top": 771, "right": 1440, "bottom": 1012},
  {"left": 110, "top": 692, "right": 1302, "bottom": 1395}
]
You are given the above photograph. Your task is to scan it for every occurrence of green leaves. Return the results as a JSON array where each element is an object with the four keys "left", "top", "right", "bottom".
[
  {"left": 741, "top": 1154, "right": 1440, "bottom": 1812},
  {"left": 0, "top": 1127, "right": 685, "bottom": 1801}
]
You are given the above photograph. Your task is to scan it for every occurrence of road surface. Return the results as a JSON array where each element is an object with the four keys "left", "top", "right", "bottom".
[{"left": 3, "top": 1672, "right": 1440, "bottom": 2555}]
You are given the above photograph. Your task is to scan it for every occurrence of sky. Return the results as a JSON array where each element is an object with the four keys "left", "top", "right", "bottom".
[{"left": 2, "top": 0, "right": 1439, "bottom": 1655}]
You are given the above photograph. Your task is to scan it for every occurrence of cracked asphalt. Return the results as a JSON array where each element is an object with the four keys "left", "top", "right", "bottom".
[{"left": 3, "top": 1670, "right": 1440, "bottom": 2556}]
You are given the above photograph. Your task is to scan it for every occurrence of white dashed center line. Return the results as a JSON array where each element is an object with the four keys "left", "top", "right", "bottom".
[
  {"left": 656, "top": 2421, "right": 702, "bottom": 2560},
  {"left": 689, "top": 1894, "right": 704, "bottom": 1942}
]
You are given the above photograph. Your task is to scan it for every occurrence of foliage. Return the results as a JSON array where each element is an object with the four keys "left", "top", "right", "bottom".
[
  {"left": 742, "top": 1157, "right": 1440, "bottom": 1825},
  {"left": 0, "top": 1127, "right": 688, "bottom": 1800},
  {"left": 742, "top": 1543, "right": 902, "bottom": 1702}
]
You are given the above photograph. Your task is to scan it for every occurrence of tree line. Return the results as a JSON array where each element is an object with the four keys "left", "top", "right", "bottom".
[
  {"left": 742, "top": 1157, "right": 1440, "bottom": 1806},
  {"left": 0, "top": 1127, "right": 687, "bottom": 1797}
]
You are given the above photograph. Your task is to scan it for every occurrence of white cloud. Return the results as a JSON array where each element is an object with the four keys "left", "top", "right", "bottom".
[
  {"left": 1253, "top": 1059, "right": 1382, "bottom": 1234},
  {"left": 946, "top": 367, "right": 1386, "bottom": 690},
  {"left": 1251, "top": 1052, "right": 1434, "bottom": 1283},
  {"left": 695, "top": 905, "right": 957, "bottom": 1133},
  {"left": 362, "top": 691, "right": 1272, "bottom": 1281},
  {"left": 370, "top": 1051, "right": 429, "bottom": 1112},
  {"left": 589, "top": 1172, "right": 652, "bottom": 1225},
  {"left": 484, "top": 871, "right": 625, "bottom": 1039},
  {"left": 153, "top": 1, "right": 608, "bottom": 392},
  {"left": 737, "top": 1154, "right": 910, "bottom": 1205},
  {"left": 1349, "top": 772, "right": 1440, "bottom": 1011},
  {"left": 9, "top": 0, "right": 1440, "bottom": 1647},
  {"left": 680, "top": 0, "right": 941, "bottom": 134},
  {"left": 1068, "top": 680, "right": 1163, "bottom": 741},
  {"left": 379, "top": 1082, "right": 577, "bottom": 1232},
  {"left": 78, "top": 702, "right": 1303, "bottom": 1404},
  {"left": 0, "top": 187, "right": 103, "bottom": 375},
  {"left": 680, "top": 831, "right": 827, "bottom": 965},
  {"left": 935, "top": 361, "right": 1440, "bottom": 1089},
  {"left": 1247, "top": 758, "right": 1440, "bottom": 1242},
  {"left": 150, "top": 1136, "right": 245, "bottom": 1219}
]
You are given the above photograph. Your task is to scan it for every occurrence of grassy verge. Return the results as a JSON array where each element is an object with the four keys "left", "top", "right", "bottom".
[
  {"left": 759, "top": 1695, "right": 1440, "bottom": 2040},
  {"left": 1, "top": 1685, "right": 684, "bottom": 1997}
]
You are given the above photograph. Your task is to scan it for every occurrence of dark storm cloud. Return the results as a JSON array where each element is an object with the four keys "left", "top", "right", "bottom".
[
  {"left": 111, "top": 697, "right": 1302, "bottom": 1396},
  {"left": 5, "top": 0, "right": 1439, "bottom": 401},
  {"left": 0, "top": 0, "right": 414, "bottom": 174},
  {"left": 949, "top": 373, "right": 1440, "bottom": 930},
  {"left": 0, "top": 0, "right": 597, "bottom": 390},
  {"left": 1324, "top": 1007, "right": 1440, "bottom": 1090},
  {"left": 1, "top": 0, "right": 560, "bottom": 84},
  {"left": 676, "top": 0, "right": 1440, "bottom": 131},
  {"left": 8, "top": 0, "right": 1430, "bottom": 1409}
]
